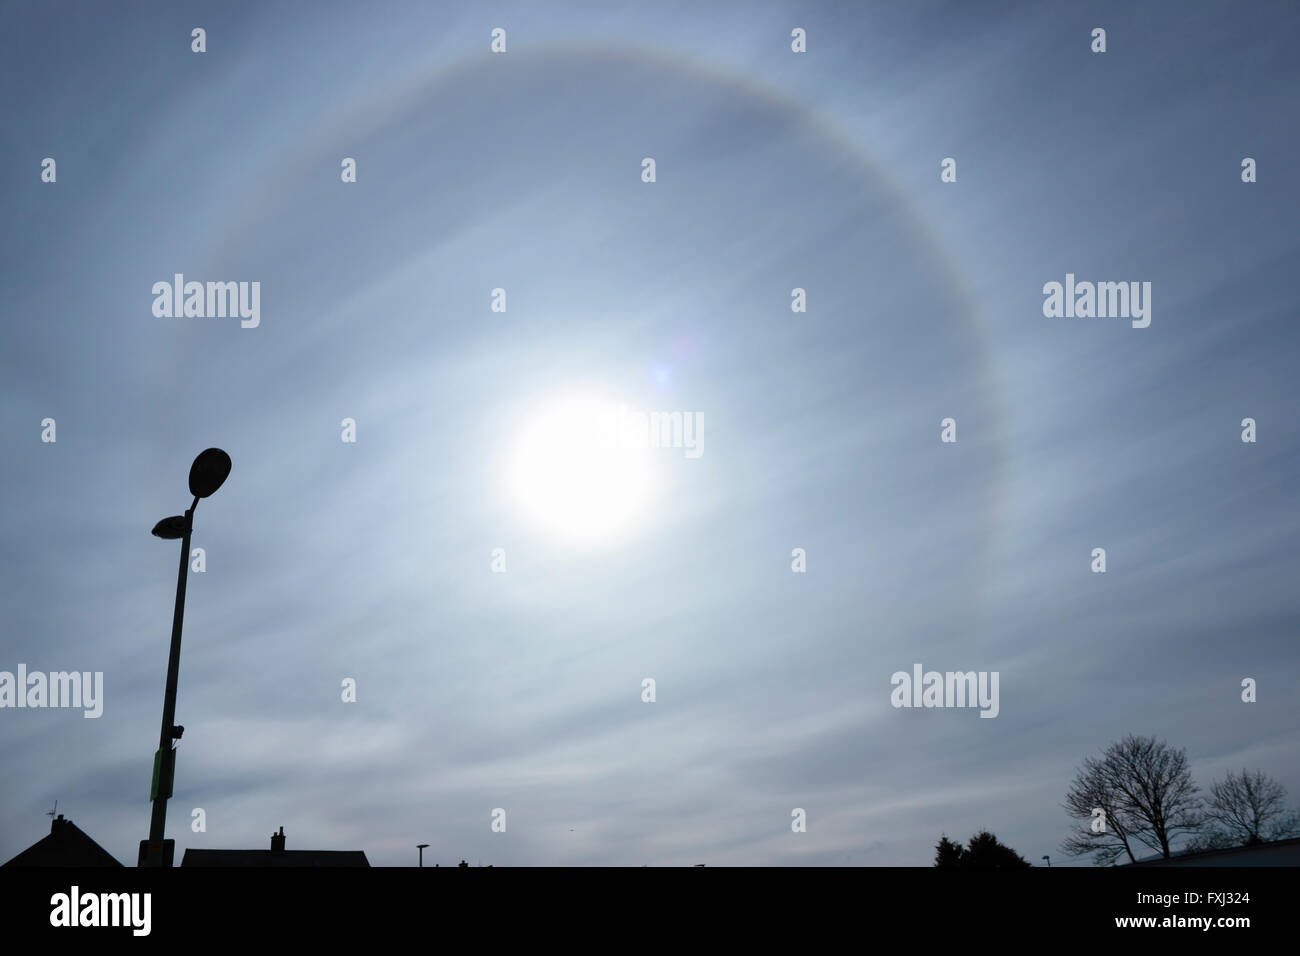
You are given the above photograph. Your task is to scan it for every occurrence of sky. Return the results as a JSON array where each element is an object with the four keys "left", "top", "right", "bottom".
[{"left": 1, "top": 0, "right": 1298, "bottom": 867}]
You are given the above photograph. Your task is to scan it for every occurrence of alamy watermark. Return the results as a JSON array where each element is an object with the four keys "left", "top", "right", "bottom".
[
  {"left": 50, "top": 886, "right": 150, "bottom": 936},
  {"left": 890, "top": 664, "right": 999, "bottom": 718},
  {"left": 1042, "top": 273, "right": 1151, "bottom": 328},
  {"left": 152, "top": 274, "right": 260, "bottom": 328},
  {"left": 585, "top": 404, "right": 704, "bottom": 458},
  {"left": 0, "top": 665, "right": 103, "bottom": 718}
]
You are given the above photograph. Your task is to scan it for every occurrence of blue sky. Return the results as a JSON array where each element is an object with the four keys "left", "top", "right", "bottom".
[{"left": 2, "top": 0, "right": 1297, "bottom": 866}]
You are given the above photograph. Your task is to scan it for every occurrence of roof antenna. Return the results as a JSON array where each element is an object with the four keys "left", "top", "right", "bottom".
[{"left": 46, "top": 799, "right": 58, "bottom": 819}]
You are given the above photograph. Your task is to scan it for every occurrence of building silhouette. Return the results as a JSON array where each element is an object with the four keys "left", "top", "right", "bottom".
[
  {"left": 1123, "top": 835, "right": 1300, "bottom": 867},
  {"left": 2, "top": 814, "right": 123, "bottom": 867},
  {"left": 181, "top": 826, "right": 369, "bottom": 867}
]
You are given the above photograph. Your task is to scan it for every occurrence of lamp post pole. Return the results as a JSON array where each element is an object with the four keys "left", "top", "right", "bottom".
[
  {"left": 145, "top": 496, "right": 198, "bottom": 858},
  {"left": 140, "top": 448, "right": 231, "bottom": 868}
]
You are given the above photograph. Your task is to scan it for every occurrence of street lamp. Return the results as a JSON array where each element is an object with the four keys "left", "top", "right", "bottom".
[
  {"left": 139, "top": 448, "right": 231, "bottom": 867},
  {"left": 1042, "top": 855, "right": 1051, "bottom": 867},
  {"left": 417, "top": 844, "right": 429, "bottom": 867}
]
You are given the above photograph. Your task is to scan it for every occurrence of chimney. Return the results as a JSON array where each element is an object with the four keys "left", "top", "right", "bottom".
[
  {"left": 271, "top": 826, "right": 286, "bottom": 853},
  {"left": 50, "top": 813, "right": 66, "bottom": 834}
]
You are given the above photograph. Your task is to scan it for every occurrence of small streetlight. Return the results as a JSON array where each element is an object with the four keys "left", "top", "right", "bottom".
[
  {"left": 139, "top": 449, "right": 231, "bottom": 868},
  {"left": 417, "top": 844, "right": 429, "bottom": 867},
  {"left": 1041, "top": 855, "right": 1051, "bottom": 867}
]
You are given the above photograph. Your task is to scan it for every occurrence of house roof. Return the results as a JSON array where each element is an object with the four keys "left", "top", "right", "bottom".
[
  {"left": 181, "top": 849, "right": 369, "bottom": 867},
  {"left": 182, "top": 825, "right": 368, "bottom": 866},
  {"left": 1125, "top": 835, "right": 1300, "bottom": 866},
  {"left": 2, "top": 815, "right": 123, "bottom": 867}
]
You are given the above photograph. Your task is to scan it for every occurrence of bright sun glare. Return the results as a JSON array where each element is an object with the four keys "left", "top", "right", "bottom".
[{"left": 509, "top": 395, "right": 655, "bottom": 546}]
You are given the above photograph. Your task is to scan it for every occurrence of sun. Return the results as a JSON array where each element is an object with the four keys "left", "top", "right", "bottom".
[{"left": 508, "top": 395, "right": 654, "bottom": 546}]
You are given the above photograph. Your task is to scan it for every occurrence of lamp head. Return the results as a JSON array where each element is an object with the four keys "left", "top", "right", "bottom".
[
  {"left": 189, "top": 448, "right": 232, "bottom": 499},
  {"left": 151, "top": 516, "right": 189, "bottom": 539}
]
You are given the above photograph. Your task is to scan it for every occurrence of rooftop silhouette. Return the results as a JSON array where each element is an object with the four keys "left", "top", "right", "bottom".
[
  {"left": 181, "top": 826, "right": 369, "bottom": 867},
  {"left": 2, "top": 814, "right": 122, "bottom": 868}
]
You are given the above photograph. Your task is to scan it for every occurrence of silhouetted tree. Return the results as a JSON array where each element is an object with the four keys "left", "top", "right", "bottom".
[
  {"left": 934, "top": 834, "right": 965, "bottom": 867},
  {"left": 1062, "top": 758, "right": 1141, "bottom": 865},
  {"left": 1062, "top": 735, "right": 1203, "bottom": 865},
  {"left": 1199, "top": 769, "right": 1300, "bottom": 847},
  {"left": 963, "top": 831, "right": 1031, "bottom": 867},
  {"left": 934, "top": 831, "right": 1031, "bottom": 868}
]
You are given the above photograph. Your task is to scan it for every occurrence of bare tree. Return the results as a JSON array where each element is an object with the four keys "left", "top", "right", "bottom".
[
  {"left": 1203, "top": 769, "right": 1300, "bottom": 846},
  {"left": 1062, "top": 752, "right": 1141, "bottom": 865},
  {"left": 1062, "top": 735, "right": 1204, "bottom": 864}
]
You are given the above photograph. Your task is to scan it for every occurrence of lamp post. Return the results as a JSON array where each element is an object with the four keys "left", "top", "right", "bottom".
[
  {"left": 417, "top": 844, "right": 429, "bottom": 867},
  {"left": 139, "top": 449, "right": 231, "bottom": 868},
  {"left": 1042, "top": 855, "right": 1051, "bottom": 867}
]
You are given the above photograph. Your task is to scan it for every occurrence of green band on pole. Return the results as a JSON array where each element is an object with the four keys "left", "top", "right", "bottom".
[{"left": 150, "top": 748, "right": 175, "bottom": 801}]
